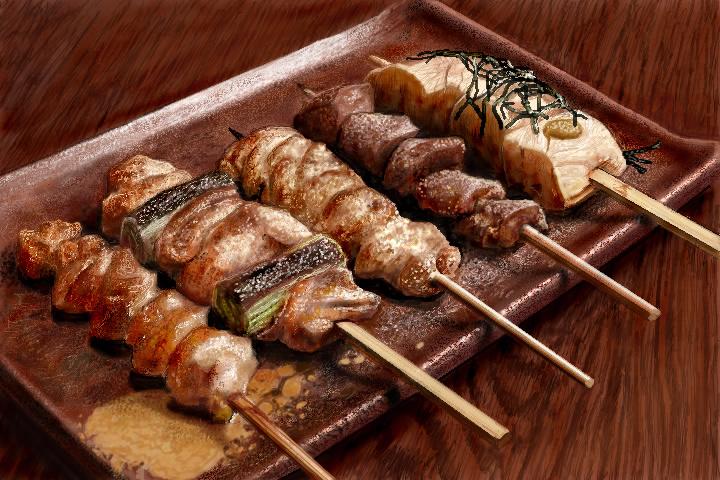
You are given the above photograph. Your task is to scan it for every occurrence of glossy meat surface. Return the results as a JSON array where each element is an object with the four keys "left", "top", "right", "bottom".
[
  {"left": 166, "top": 327, "right": 258, "bottom": 421},
  {"left": 102, "top": 155, "right": 192, "bottom": 238},
  {"left": 383, "top": 136, "right": 466, "bottom": 196},
  {"left": 455, "top": 199, "right": 548, "bottom": 248},
  {"left": 127, "top": 290, "right": 208, "bottom": 376},
  {"left": 415, "top": 170, "right": 505, "bottom": 217},
  {"left": 294, "top": 83, "right": 374, "bottom": 144}
]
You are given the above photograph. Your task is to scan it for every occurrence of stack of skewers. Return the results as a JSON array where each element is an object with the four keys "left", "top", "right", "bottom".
[{"left": 16, "top": 49, "right": 720, "bottom": 479}]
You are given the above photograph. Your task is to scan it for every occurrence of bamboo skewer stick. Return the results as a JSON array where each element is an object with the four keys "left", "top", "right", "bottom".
[
  {"left": 336, "top": 321, "right": 510, "bottom": 439},
  {"left": 362, "top": 55, "right": 661, "bottom": 319},
  {"left": 589, "top": 169, "right": 720, "bottom": 258},
  {"left": 229, "top": 395, "right": 335, "bottom": 480},
  {"left": 520, "top": 225, "right": 660, "bottom": 320},
  {"left": 430, "top": 272, "right": 594, "bottom": 388}
]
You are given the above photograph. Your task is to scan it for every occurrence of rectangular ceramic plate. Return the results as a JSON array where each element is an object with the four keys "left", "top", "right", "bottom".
[{"left": 0, "top": 1, "right": 718, "bottom": 478}]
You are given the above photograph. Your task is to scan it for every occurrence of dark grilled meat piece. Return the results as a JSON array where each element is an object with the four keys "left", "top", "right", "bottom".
[
  {"left": 416, "top": 170, "right": 505, "bottom": 217},
  {"left": 383, "top": 137, "right": 466, "bottom": 196},
  {"left": 338, "top": 113, "right": 419, "bottom": 176},
  {"left": 294, "top": 83, "right": 374, "bottom": 144},
  {"left": 455, "top": 199, "right": 548, "bottom": 248}
]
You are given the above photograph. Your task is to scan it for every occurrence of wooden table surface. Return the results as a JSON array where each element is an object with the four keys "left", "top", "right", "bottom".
[{"left": 1, "top": 1, "right": 718, "bottom": 478}]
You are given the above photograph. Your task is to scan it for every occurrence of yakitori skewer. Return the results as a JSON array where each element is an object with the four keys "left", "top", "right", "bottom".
[
  {"left": 220, "top": 127, "right": 594, "bottom": 388},
  {"left": 103, "top": 157, "right": 508, "bottom": 439},
  {"left": 294, "top": 84, "right": 660, "bottom": 320},
  {"left": 16, "top": 221, "right": 333, "bottom": 480},
  {"left": 366, "top": 52, "right": 720, "bottom": 258}
]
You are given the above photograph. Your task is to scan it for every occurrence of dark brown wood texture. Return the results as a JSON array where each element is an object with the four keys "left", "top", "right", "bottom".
[{"left": 1, "top": 1, "right": 717, "bottom": 479}]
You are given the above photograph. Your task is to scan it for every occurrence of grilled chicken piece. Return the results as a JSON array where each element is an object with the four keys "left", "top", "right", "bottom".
[
  {"left": 355, "top": 216, "right": 461, "bottom": 296},
  {"left": 17, "top": 220, "right": 82, "bottom": 280},
  {"left": 383, "top": 137, "right": 466, "bottom": 196},
  {"left": 257, "top": 267, "right": 380, "bottom": 352},
  {"left": 126, "top": 290, "right": 208, "bottom": 376},
  {"left": 89, "top": 248, "right": 158, "bottom": 341},
  {"left": 455, "top": 199, "right": 548, "bottom": 248},
  {"left": 415, "top": 170, "right": 505, "bottom": 217},
  {"left": 166, "top": 327, "right": 258, "bottom": 421},
  {"left": 220, "top": 127, "right": 300, "bottom": 197},
  {"left": 294, "top": 83, "right": 374, "bottom": 144},
  {"left": 366, "top": 57, "right": 627, "bottom": 210},
  {"left": 322, "top": 186, "right": 397, "bottom": 257},
  {"left": 338, "top": 113, "right": 420, "bottom": 176},
  {"left": 103, "top": 155, "right": 192, "bottom": 238},
  {"left": 53, "top": 243, "right": 113, "bottom": 314},
  {"left": 176, "top": 201, "right": 312, "bottom": 304},
  {"left": 220, "top": 127, "right": 461, "bottom": 297},
  {"left": 154, "top": 185, "right": 242, "bottom": 275}
]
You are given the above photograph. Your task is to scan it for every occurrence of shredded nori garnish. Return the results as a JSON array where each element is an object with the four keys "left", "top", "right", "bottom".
[
  {"left": 406, "top": 49, "right": 586, "bottom": 136},
  {"left": 622, "top": 141, "right": 660, "bottom": 174},
  {"left": 407, "top": 49, "right": 659, "bottom": 174}
]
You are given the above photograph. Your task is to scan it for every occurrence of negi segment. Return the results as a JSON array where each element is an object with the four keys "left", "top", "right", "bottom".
[
  {"left": 213, "top": 235, "right": 346, "bottom": 336},
  {"left": 121, "top": 171, "right": 235, "bottom": 265}
]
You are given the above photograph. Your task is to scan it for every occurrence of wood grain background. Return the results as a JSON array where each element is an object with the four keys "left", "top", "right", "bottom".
[{"left": 1, "top": 1, "right": 718, "bottom": 478}]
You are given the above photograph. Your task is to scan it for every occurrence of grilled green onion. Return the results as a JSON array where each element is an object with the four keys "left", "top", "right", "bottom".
[
  {"left": 212, "top": 235, "right": 346, "bottom": 336},
  {"left": 120, "top": 171, "right": 234, "bottom": 265}
]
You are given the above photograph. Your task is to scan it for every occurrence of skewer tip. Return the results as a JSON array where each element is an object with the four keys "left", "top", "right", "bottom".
[
  {"left": 228, "top": 127, "right": 244, "bottom": 140},
  {"left": 368, "top": 55, "right": 391, "bottom": 67},
  {"left": 647, "top": 307, "right": 661, "bottom": 321}
]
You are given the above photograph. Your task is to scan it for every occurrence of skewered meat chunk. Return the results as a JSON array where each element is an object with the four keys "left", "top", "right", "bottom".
[
  {"left": 258, "top": 267, "right": 379, "bottom": 352},
  {"left": 176, "top": 201, "right": 312, "bottom": 305},
  {"left": 322, "top": 187, "right": 397, "bottom": 257},
  {"left": 294, "top": 83, "right": 374, "bottom": 144},
  {"left": 219, "top": 127, "right": 461, "bottom": 297},
  {"left": 415, "top": 170, "right": 505, "bottom": 217},
  {"left": 455, "top": 200, "right": 548, "bottom": 248},
  {"left": 337, "top": 113, "right": 420, "bottom": 176},
  {"left": 383, "top": 136, "right": 466, "bottom": 196},
  {"left": 220, "top": 127, "right": 300, "bottom": 197},
  {"left": 166, "top": 327, "right": 258, "bottom": 421},
  {"left": 126, "top": 290, "right": 208, "bottom": 377},
  {"left": 366, "top": 57, "right": 627, "bottom": 210},
  {"left": 89, "top": 248, "right": 158, "bottom": 341},
  {"left": 17, "top": 220, "right": 82, "bottom": 279},
  {"left": 53, "top": 242, "right": 113, "bottom": 314},
  {"left": 355, "top": 217, "right": 461, "bottom": 297},
  {"left": 103, "top": 155, "right": 192, "bottom": 238},
  {"left": 120, "top": 171, "right": 234, "bottom": 265},
  {"left": 154, "top": 185, "right": 242, "bottom": 275}
]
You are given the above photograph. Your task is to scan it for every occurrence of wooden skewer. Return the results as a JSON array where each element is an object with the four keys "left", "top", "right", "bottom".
[
  {"left": 229, "top": 394, "right": 335, "bottom": 480},
  {"left": 363, "top": 55, "right": 661, "bottom": 319},
  {"left": 430, "top": 272, "right": 594, "bottom": 388},
  {"left": 337, "top": 321, "right": 509, "bottom": 440},
  {"left": 590, "top": 169, "right": 720, "bottom": 258},
  {"left": 520, "top": 225, "right": 660, "bottom": 320}
]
